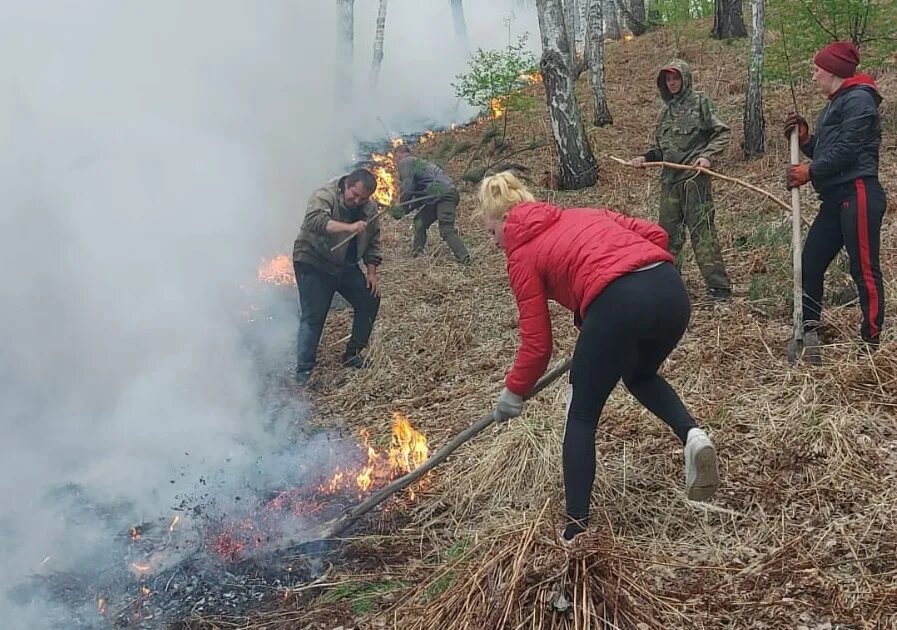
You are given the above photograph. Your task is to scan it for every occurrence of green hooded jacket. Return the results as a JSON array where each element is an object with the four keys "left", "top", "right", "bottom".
[{"left": 645, "top": 60, "right": 731, "bottom": 184}]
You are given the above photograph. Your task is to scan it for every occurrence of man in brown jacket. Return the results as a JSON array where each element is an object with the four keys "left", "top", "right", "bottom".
[{"left": 292, "top": 169, "right": 382, "bottom": 386}]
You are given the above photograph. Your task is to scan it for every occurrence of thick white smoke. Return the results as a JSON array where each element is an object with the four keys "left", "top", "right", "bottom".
[{"left": 0, "top": 1, "right": 537, "bottom": 626}]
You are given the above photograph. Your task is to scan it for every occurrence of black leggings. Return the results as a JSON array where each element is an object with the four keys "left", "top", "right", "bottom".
[{"left": 564, "top": 262, "right": 696, "bottom": 523}]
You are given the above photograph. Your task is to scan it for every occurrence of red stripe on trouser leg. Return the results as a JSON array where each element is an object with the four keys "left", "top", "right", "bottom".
[{"left": 854, "top": 179, "right": 880, "bottom": 339}]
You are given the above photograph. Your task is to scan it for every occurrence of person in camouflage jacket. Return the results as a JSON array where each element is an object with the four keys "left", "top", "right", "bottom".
[{"left": 630, "top": 59, "right": 732, "bottom": 300}]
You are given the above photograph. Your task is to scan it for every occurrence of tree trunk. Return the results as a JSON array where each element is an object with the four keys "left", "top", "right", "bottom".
[
  {"left": 450, "top": 0, "right": 470, "bottom": 53},
  {"left": 615, "top": 0, "right": 647, "bottom": 36},
  {"left": 562, "top": 0, "right": 577, "bottom": 71},
  {"left": 577, "top": 0, "right": 590, "bottom": 57},
  {"left": 743, "top": 0, "right": 765, "bottom": 156},
  {"left": 604, "top": 0, "right": 622, "bottom": 39},
  {"left": 336, "top": 0, "right": 354, "bottom": 99},
  {"left": 536, "top": 0, "right": 599, "bottom": 189},
  {"left": 587, "top": 0, "right": 613, "bottom": 126},
  {"left": 712, "top": 0, "right": 747, "bottom": 38},
  {"left": 369, "top": 0, "right": 388, "bottom": 88}
]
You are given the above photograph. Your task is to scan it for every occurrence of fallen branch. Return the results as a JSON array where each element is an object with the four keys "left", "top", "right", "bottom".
[{"left": 608, "top": 155, "right": 808, "bottom": 225}]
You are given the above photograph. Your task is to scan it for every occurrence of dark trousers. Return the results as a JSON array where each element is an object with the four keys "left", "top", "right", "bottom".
[
  {"left": 294, "top": 261, "right": 380, "bottom": 373},
  {"left": 802, "top": 177, "right": 886, "bottom": 342},
  {"left": 564, "top": 263, "right": 697, "bottom": 523},
  {"left": 412, "top": 190, "right": 470, "bottom": 262}
]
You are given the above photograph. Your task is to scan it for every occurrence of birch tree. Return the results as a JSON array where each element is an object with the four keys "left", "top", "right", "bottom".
[
  {"left": 604, "top": 0, "right": 622, "bottom": 38},
  {"left": 616, "top": 0, "right": 648, "bottom": 35},
  {"left": 713, "top": 0, "right": 747, "bottom": 38},
  {"left": 536, "top": 0, "right": 598, "bottom": 189},
  {"left": 450, "top": 0, "right": 470, "bottom": 53},
  {"left": 743, "top": 0, "right": 765, "bottom": 156},
  {"left": 577, "top": 0, "right": 590, "bottom": 56},
  {"left": 586, "top": 0, "right": 613, "bottom": 126},
  {"left": 562, "top": 0, "right": 578, "bottom": 71},
  {"left": 336, "top": 0, "right": 354, "bottom": 98},
  {"left": 369, "top": 0, "right": 388, "bottom": 87}
]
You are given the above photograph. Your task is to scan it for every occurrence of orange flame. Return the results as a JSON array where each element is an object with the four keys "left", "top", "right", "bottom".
[
  {"left": 418, "top": 130, "right": 436, "bottom": 145},
  {"left": 169, "top": 515, "right": 180, "bottom": 532},
  {"left": 490, "top": 97, "right": 506, "bottom": 120},
  {"left": 370, "top": 152, "right": 398, "bottom": 206},
  {"left": 257, "top": 255, "right": 295, "bottom": 286},
  {"left": 97, "top": 596, "right": 107, "bottom": 615},
  {"left": 624, "top": 33, "right": 635, "bottom": 41},
  {"left": 518, "top": 72, "right": 543, "bottom": 84}
]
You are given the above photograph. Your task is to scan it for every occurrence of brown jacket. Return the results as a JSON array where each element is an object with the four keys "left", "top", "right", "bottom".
[{"left": 292, "top": 177, "right": 383, "bottom": 275}]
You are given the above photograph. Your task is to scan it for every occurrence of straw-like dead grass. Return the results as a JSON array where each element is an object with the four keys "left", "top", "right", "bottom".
[{"left": 187, "top": 19, "right": 896, "bottom": 630}]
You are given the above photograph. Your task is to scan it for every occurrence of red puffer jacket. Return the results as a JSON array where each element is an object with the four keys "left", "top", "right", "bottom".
[{"left": 503, "top": 201, "right": 674, "bottom": 396}]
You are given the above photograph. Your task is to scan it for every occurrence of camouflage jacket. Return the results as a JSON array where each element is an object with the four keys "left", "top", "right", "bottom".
[
  {"left": 644, "top": 59, "right": 731, "bottom": 184},
  {"left": 396, "top": 156, "right": 456, "bottom": 208},
  {"left": 292, "top": 177, "right": 383, "bottom": 275}
]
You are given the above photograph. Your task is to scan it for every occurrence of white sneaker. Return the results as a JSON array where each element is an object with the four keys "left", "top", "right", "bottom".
[{"left": 684, "top": 428, "right": 720, "bottom": 501}]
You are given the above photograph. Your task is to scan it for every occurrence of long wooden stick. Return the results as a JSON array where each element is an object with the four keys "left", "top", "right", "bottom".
[
  {"left": 310, "top": 357, "right": 572, "bottom": 543},
  {"left": 789, "top": 130, "right": 803, "bottom": 343},
  {"left": 328, "top": 194, "right": 441, "bottom": 252},
  {"left": 608, "top": 155, "right": 803, "bottom": 222}
]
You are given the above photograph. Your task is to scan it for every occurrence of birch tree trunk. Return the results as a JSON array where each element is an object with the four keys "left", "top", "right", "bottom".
[
  {"left": 450, "top": 0, "right": 470, "bottom": 53},
  {"left": 712, "top": 0, "right": 747, "bottom": 38},
  {"left": 604, "top": 0, "right": 622, "bottom": 39},
  {"left": 586, "top": 0, "right": 613, "bottom": 126},
  {"left": 369, "top": 0, "right": 388, "bottom": 88},
  {"left": 336, "top": 0, "right": 355, "bottom": 99},
  {"left": 562, "top": 0, "right": 577, "bottom": 72},
  {"left": 615, "top": 0, "right": 647, "bottom": 36},
  {"left": 536, "top": 0, "right": 599, "bottom": 189},
  {"left": 743, "top": 0, "right": 765, "bottom": 156},
  {"left": 577, "top": 0, "right": 590, "bottom": 57}
]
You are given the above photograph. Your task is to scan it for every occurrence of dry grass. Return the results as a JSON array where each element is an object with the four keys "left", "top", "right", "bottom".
[{"left": 187, "top": 20, "right": 897, "bottom": 630}]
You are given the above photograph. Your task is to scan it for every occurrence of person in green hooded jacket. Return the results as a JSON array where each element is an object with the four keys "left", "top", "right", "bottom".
[{"left": 630, "top": 59, "right": 732, "bottom": 301}]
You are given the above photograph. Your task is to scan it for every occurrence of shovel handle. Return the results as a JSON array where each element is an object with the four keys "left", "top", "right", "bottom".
[{"left": 790, "top": 130, "right": 803, "bottom": 341}]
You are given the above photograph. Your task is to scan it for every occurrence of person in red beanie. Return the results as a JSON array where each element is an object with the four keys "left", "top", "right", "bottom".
[
  {"left": 478, "top": 171, "right": 720, "bottom": 543},
  {"left": 784, "top": 41, "right": 886, "bottom": 346}
]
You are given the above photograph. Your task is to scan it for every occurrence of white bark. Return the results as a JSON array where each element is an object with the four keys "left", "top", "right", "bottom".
[
  {"left": 336, "top": 0, "right": 354, "bottom": 99},
  {"left": 743, "top": 0, "right": 765, "bottom": 156},
  {"left": 450, "top": 0, "right": 470, "bottom": 53},
  {"left": 576, "top": 0, "right": 590, "bottom": 54},
  {"left": 536, "top": 0, "right": 598, "bottom": 189},
  {"left": 369, "top": 0, "right": 388, "bottom": 88},
  {"left": 604, "top": 0, "right": 621, "bottom": 39},
  {"left": 562, "top": 0, "right": 577, "bottom": 71},
  {"left": 713, "top": 0, "right": 748, "bottom": 38},
  {"left": 587, "top": 0, "right": 612, "bottom": 126}
]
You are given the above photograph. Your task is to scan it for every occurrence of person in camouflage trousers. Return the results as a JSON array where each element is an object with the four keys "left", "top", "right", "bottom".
[
  {"left": 392, "top": 144, "right": 470, "bottom": 264},
  {"left": 630, "top": 59, "right": 732, "bottom": 301}
]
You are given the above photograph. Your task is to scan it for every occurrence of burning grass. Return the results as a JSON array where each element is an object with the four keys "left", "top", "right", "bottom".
[{"left": 192, "top": 20, "right": 896, "bottom": 630}]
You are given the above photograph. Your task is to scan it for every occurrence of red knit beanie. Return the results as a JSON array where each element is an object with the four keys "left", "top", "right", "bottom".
[{"left": 814, "top": 41, "right": 860, "bottom": 78}]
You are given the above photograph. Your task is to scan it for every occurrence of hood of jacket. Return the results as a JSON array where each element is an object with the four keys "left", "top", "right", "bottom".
[
  {"left": 657, "top": 59, "right": 694, "bottom": 103},
  {"left": 503, "top": 201, "right": 563, "bottom": 253},
  {"left": 830, "top": 73, "right": 882, "bottom": 105}
]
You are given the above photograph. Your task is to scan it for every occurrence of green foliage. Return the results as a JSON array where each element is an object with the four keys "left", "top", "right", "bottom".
[
  {"left": 766, "top": 0, "right": 897, "bottom": 82},
  {"left": 321, "top": 579, "right": 408, "bottom": 616},
  {"left": 452, "top": 34, "right": 538, "bottom": 122}
]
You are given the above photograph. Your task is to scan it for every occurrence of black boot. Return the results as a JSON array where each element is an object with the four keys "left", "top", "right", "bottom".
[
  {"left": 707, "top": 287, "right": 732, "bottom": 302},
  {"left": 341, "top": 350, "right": 366, "bottom": 369}
]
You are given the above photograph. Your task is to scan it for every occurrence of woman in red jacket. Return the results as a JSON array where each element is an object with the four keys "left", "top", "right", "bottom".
[{"left": 480, "top": 172, "right": 720, "bottom": 542}]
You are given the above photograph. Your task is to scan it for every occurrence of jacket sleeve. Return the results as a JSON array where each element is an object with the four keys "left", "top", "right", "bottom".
[
  {"left": 397, "top": 159, "right": 415, "bottom": 204},
  {"left": 598, "top": 209, "right": 669, "bottom": 250},
  {"left": 699, "top": 95, "right": 730, "bottom": 162},
  {"left": 801, "top": 134, "right": 816, "bottom": 158},
  {"left": 505, "top": 257, "right": 552, "bottom": 397},
  {"left": 810, "top": 92, "right": 878, "bottom": 182},
  {"left": 644, "top": 110, "right": 665, "bottom": 162},
  {"left": 362, "top": 202, "right": 383, "bottom": 267},
  {"left": 302, "top": 190, "right": 335, "bottom": 236}
]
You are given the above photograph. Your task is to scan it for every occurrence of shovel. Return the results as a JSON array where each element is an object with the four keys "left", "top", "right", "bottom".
[{"left": 785, "top": 129, "right": 820, "bottom": 364}]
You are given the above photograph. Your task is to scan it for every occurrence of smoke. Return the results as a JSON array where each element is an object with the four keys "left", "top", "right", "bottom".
[{"left": 0, "top": 0, "right": 536, "bottom": 627}]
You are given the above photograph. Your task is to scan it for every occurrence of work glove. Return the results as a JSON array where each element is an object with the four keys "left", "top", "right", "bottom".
[
  {"left": 787, "top": 164, "right": 811, "bottom": 189},
  {"left": 783, "top": 113, "right": 809, "bottom": 146},
  {"left": 387, "top": 205, "right": 405, "bottom": 220},
  {"left": 493, "top": 387, "right": 524, "bottom": 422}
]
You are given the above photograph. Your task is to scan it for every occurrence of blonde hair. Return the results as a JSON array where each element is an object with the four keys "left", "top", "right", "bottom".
[{"left": 477, "top": 171, "right": 535, "bottom": 220}]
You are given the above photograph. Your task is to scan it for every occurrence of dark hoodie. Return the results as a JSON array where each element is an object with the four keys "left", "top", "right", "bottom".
[
  {"left": 801, "top": 73, "right": 883, "bottom": 195},
  {"left": 644, "top": 59, "right": 731, "bottom": 184}
]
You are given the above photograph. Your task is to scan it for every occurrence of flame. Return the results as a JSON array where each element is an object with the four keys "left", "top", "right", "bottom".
[
  {"left": 97, "top": 596, "right": 107, "bottom": 615},
  {"left": 370, "top": 152, "right": 398, "bottom": 206},
  {"left": 131, "top": 562, "right": 151, "bottom": 574},
  {"left": 418, "top": 130, "right": 436, "bottom": 145},
  {"left": 518, "top": 72, "right": 542, "bottom": 84},
  {"left": 257, "top": 254, "right": 295, "bottom": 286},
  {"left": 388, "top": 412, "right": 429, "bottom": 473},
  {"left": 490, "top": 97, "right": 506, "bottom": 120},
  {"left": 624, "top": 33, "right": 635, "bottom": 41},
  {"left": 140, "top": 586, "right": 152, "bottom": 596},
  {"left": 129, "top": 526, "right": 141, "bottom": 541},
  {"left": 390, "top": 137, "right": 404, "bottom": 149},
  {"left": 168, "top": 515, "right": 180, "bottom": 532}
]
